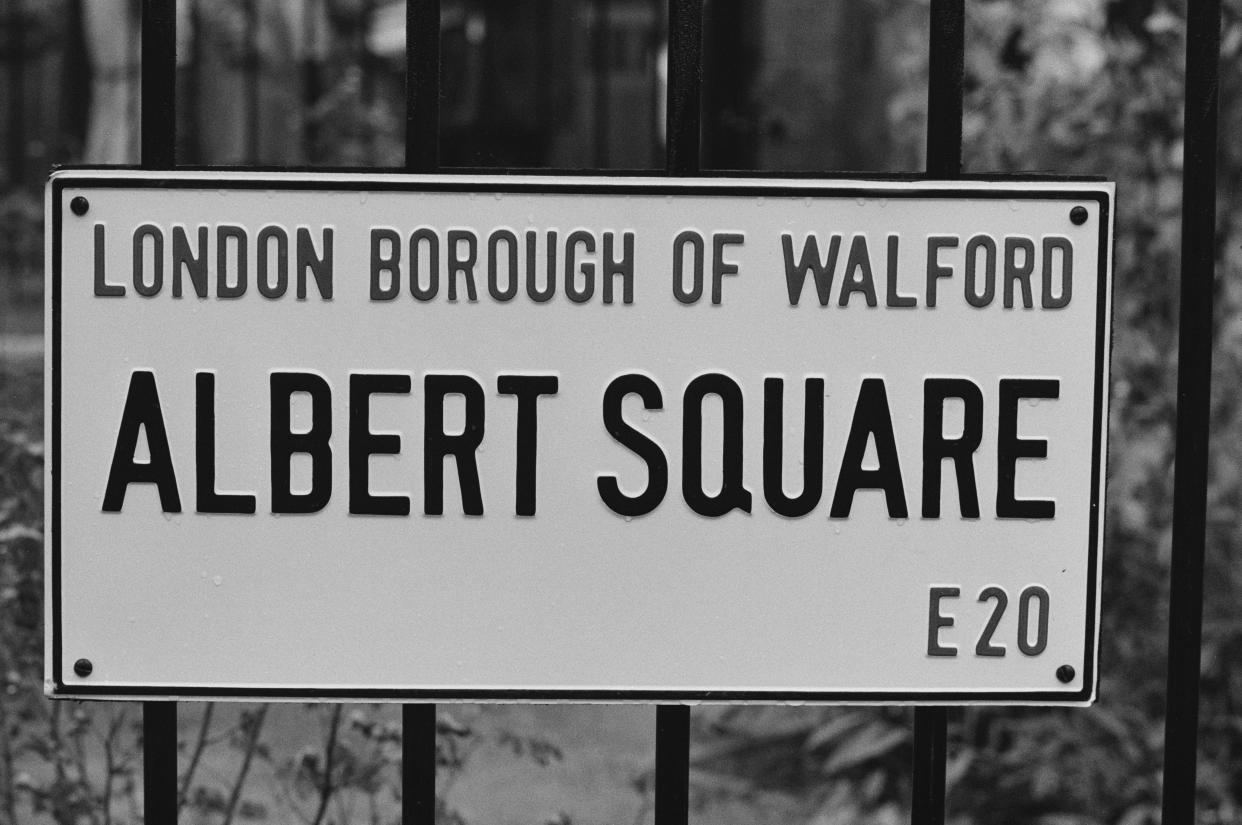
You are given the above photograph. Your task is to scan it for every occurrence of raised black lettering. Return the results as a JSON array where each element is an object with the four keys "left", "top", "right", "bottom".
[
  {"left": 927, "top": 586, "right": 959, "bottom": 657},
  {"left": 565, "top": 230, "right": 596, "bottom": 303},
  {"left": 526, "top": 230, "right": 556, "bottom": 302},
  {"left": 602, "top": 231, "right": 634, "bottom": 304},
  {"left": 447, "top": 229, "right": 479, "bottom": 302},
  {"left": 94, "top": 223, "right": 125, "bottom": 296},
  {"left": 839, "top": 234, "right": 878, "bottom": 307},
  {"left": 781, "top": 233, "right": 840, "bottom": 306},
  {"left": 711, "top": 232, "right": 744, "bottom": 305},
  {"left": 975, "top": 586, "right": 1007, "bottom": 657},
  {"left": 964, "top": 235, "right": 996, "bottom": 308},
  {"left": 1018, "top": 585, "right": 1050, "bottom": 655},
  {"left": 271, "top": 372, "right": 333, "bottom": 513},
  {"left": 763, "top": 377, "right": 824, "bottom": 517},
  {"left": 1042, "top": 236, "right": 1072, "bottom": 309},
  {"left": 132, "top": 224, "right": 163, "bottom": 297},
  {"left": 498, "top": 374, "right": 558, "bottom": 516},
  {"left": 830, "top": 378, "right": 907, "bottom": 518},
  {"left": 370, "top": 228, "right": 401, "bottom": 300},
  {"left": 673, "top": 230, "right": 705, "bottom": 304},
  {"left": 217, "top": 225, "right": 247, "bottom": 299},
  {"left": 172, "top": 225, "right": 208, "bottom": 298},
  {"left": 885, "top": 234, "right": 916, "bottom": 308},
  {"left": 997, "top": 378, "right": 1058, "bottom": 518},
  {"left": 1003, "top": 237, "right": 1035, "bottom": 308},
  {"left": 926, "top": 235, "right": 958, "bottom": 308},
  {"left": 102, "top": 371, "right": 181, "bottom": 512},
  {"left": 257, "top": 225, "right": 289, "bottom": 299},
  {"left": 296, "top": 227, "right": 333, "bottom": 299},
  {"left": 487, "top": 229, "right": 519, "bottom": 302},
  {"left": 196, "top": 372, "right": 257, "bottom": 514},
  {"left": 349, "top": 373, "right": 412, "bottom": 516},
  {"left": 922, "top": 378, "right": 983, "bottom": 518},
  {"left": 683, "top": 373, "right": 752, "bottom": 517},
  {"left": 424, "top": 374, "right": 486, "bottom": 516},
  {"left": 597, "top": 374, "right": 668, "bottom": 517}
]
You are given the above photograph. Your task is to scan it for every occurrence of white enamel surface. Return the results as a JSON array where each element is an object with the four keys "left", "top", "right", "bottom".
[{"left": 47, "top": 172, "right": 1112, "bottom": 702}]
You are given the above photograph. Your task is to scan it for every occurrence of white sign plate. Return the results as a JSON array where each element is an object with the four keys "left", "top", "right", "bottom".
[{"left": 46, "top": 171, "right": 1113, "bottom": 704}]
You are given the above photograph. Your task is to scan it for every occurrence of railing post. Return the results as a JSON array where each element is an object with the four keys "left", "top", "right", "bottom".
[
  {"left": 402, "top": 4, "right": 441, "bottom": 825},
  {"left": 665, "top": 0, "right": 702, "bottom": 176},
  {"left": 140, "top": 1, "right": 179, "bottom": 821},
  {"left": 143, "top": 701, "right": 178, "bottom": 817},
  {"left": 406, "top": 0, "right": 441, "bottom": 173},
  {"left": 911, "top": 707, "right": 947, "bottom": 825},
  {"left": 913, "top": 1, "right": 963, "bottom": 823},
  {"left": 655, "top": 704, "right": 691, "bottom": 825},
  {"left": 141, "top": 0, "right": 176, "bottom": 169},
  {"left": 402, "top": 705, "right": 437, "bottom": 825},
  {"left": 654, "top": 3, "right": 701, "bottom": 824},
  {"left": 1161, "top": 0, "right": 1222, "bottom": 821}
]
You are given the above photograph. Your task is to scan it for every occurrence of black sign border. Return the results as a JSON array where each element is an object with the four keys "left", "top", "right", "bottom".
[{"left": 49, "top": 172, "right": 1113, "bottom": 704}]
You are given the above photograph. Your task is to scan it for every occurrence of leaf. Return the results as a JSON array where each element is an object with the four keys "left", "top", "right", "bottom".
[
  {"left": 821, "top": 725, "right": 907, "bottom": 775},
  {"left": 804, "top": 711, "right": 868, "bottom": 752}
]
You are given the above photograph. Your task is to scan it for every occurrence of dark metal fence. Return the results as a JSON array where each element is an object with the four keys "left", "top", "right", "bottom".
[{"left": 123, "top": 0, "right": 1224, "bottom": 822}]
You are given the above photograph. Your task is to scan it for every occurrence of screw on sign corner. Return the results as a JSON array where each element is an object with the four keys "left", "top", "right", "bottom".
[
  {"left": 1069, "top": 205, "right": 1088, "bottom": 225},
  {"left": 1056, "top": 664, "right": 1076, "bottom": 684},
  {"left": 70, "top": 196, "right": 90, "bottom": 216},
  {"left": 73, "top": 658, "right": 93, "bottom": 677}
]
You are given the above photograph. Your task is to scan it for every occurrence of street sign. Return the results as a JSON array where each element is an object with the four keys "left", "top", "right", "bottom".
[{"left": 46, "top": 171, "right": 1113, "bottom": 703}]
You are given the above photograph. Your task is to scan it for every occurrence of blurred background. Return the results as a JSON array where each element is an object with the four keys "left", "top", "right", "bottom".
[{"left": 3, "top": 0, "right": 1242, "bottom": 823}]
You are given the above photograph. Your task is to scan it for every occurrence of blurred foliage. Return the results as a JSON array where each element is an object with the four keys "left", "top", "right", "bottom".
[
  {"left": 690, "top": 1, "right": 1242, "bottom": 824},
  {"left": 5, "top": 0, "right": 1242, "bottom": 822},
  {"left": 0, "top": 367, "right": 565, "bottom": 821}
]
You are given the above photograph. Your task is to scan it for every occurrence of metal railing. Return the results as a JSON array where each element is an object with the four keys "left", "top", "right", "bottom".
[{"left": 124, "top": 0, "right": 1224, "bottom": 823}]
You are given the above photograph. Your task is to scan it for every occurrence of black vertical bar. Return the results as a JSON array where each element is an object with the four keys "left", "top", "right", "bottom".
[
  {"left": 535, "top": 0, "right": 554, "bottom": 165},
  {"left": 185, "top": 0, "right": 201, "bottom": 164},
  {"left": 402, "top": 705, "right": 437, "bottom": 825},
  {"left": 143, "top": 701, "right": 178, "bottom": 818},
  {"left": 924, "top": 0, "right": 963, "bottom": 178},
  {"left": 141, "top": 0, "right": 177, "bottom": 169},
  {"left": 913, "top": 2, "right": 961, "bottom": 823},
  {"left": 665, "top": 0, "right": 701, "bottom": 175},
  {"left": 655, "top": 705, "right": 690, "bottom": 825},
  {"left": 593, "top": 0, "right": 611, "bottom": 168},
  {"left": 402, "top": 1, "right": 439, "bottom": 820},
  {"left": 657, "top": 4, "right": 700, "bottom": 822},
  {"left": 911, "top": 707, "right": 947, "bottom": 825},
  {"left": 1161, "top": 0, "right": 1222, "bottom": 821},
  {"left": 141, "top": 2, "right": 178, "bottom": 819},
  {"left": 406, "top": 0, "right": 441, "bottom": 172}
]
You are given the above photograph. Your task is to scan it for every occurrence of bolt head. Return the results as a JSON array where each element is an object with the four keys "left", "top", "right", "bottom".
[
  {"left": 70, "top": 196, "right": 90, "bottom": 216},
  {"left": 73, "top": 658, "right": 93, "bottom": 678},
  {"left": 1069, "top": 205, "right": 1088, "bottom": 225},
  {"left": 1056, "top": 664, "right": 1075, "bottom": 684}
]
